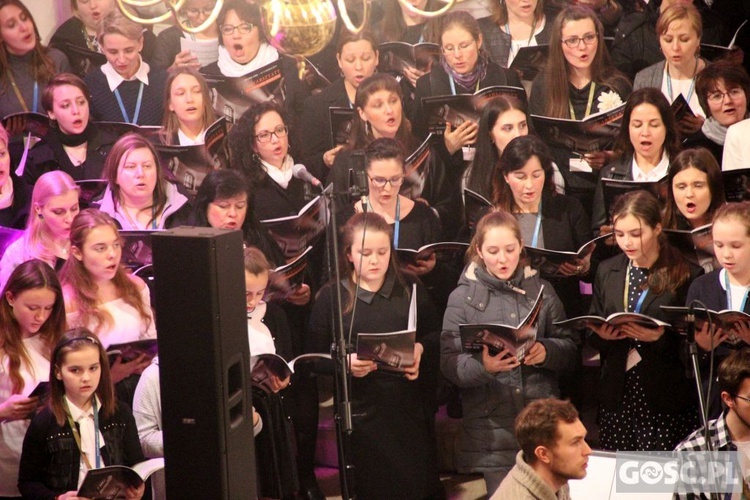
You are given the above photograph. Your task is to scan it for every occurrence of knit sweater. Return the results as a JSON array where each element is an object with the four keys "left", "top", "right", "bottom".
[
  {"left": 491, "top": 451, "right": 572, "bottom": 500},
  {"left": 0, "top": 49, "right": 70, "bottom": 118},
  {"left": 85, "top": 66, "right": 167, "bottom": 126}
]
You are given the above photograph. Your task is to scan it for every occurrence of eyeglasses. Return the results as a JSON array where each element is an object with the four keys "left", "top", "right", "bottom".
[
  {"left": 369, "top": 176, "right": 404, "bottom": 188},
  {"left": 219, "top": 23, "right": 255, "bottom": 35},
  {"left": 707, "top": 88, "right": 745, "bottom": 103},
  {"left": 441, "top": 40, "right": 476, "bottom": 55},
  {"left": 562, "top": 33, "right": 598, "bottom": 48},
  {"left": 735, "top": 394, "right": 750, "bottom": 404},
  {"left": 255, "top": 125, "right": 288, "bottom": 143},
  {"left": 185, "top": 6, "right": 215, "bottom": 16}
]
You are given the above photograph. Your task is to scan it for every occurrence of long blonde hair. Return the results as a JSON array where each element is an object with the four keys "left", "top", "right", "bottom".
[{"left": 26, "top": 171, "right": 80, "bottom": 263}]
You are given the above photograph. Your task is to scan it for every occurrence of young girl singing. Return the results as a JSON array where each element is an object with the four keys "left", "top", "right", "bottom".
[
  {"left": 0, "top": 260, "right": 66, "bottom": 499},
  {"left": 441, "top": 210, "right": 576, "bottom": 493},
  {"left": 18, "top": 329, "right": 145, "bottom": 499},
  {"left": 589, "top": 190, "right": 699, "bottom": 451}
]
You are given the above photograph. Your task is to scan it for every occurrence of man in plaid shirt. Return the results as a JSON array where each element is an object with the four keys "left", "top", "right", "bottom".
[{"left": 674, "top": 348, "right": 750, "bottom": 499}]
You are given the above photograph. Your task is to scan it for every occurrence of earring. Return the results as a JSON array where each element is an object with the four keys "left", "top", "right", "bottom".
[
  {"left": 37, "top": 213, "right": 44, "bottom": 220},
  {"left": 365, "top": 121, "right": 371, "bottom": 136}
]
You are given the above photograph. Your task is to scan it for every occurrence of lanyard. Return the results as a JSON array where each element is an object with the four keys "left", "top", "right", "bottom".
[
  {"left": 366, "top": 196, "right": 401, "bottom": 247},
  {"left": 64, "top": 398, "right": 101, "bottom": 471},
  {"left": 114, "top": 82, "right": 144, "bottom": 124},
  {"left": 7, "top": 71, "right": 37, "bottom": 113},
  {"left": 666, "top": 59, "right": 697, "bottom": 105},
  {"left": 122, "top": 204, "right": 158, "bottom": 229},
  {"left": 568, "top": 82, "right": 596, "bottom": 120},
  {"left": 505, "top": 17, "right": 537, "bottom": 59},
  {"left": 623, "top": 263, "right": 649, "bottom": 313},
  {"left": 530, "top": 199, "right": 542, "bottom": 247},
  {"left": 724, "top": 270, "right": 749, "bottom": 312},
  {"left": 448, "top": 74, "right": 480, "bottom": 96}
]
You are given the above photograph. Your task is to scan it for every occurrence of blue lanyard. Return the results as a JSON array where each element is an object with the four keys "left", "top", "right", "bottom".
[
  {"left": 666, "top": 60, "right": 696, "bottom": 106},
  {"left": 93, "top": 398, "right": 101, "bottom": 468},
  {"left": 64, "top": 397, "right": 101, "bottom": 470},
  {"left": 624, "top": 263, "right": 649, "bottom": 313},
  {"left": 393, "top": 196, "right": 401, "bottom": 248},
  {"left": 724, "top": 270, "right": 749, "bottom": 311},
  {"left": 530, "top": 200, "right": 542, "bottom": 248},
  {"left": 114, "top": 82, "right": 144, "bottom": 124},
  {"left": 31, "top": 82, "right": 38, "bottom": 113}
]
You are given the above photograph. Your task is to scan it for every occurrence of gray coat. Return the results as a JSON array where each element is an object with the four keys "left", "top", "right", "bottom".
[
  {"left": 633, "top": 60, "right": 666, "bottom": 91},
  {"left": 440, "top": 262, "right": 577, "bottom": 476}
]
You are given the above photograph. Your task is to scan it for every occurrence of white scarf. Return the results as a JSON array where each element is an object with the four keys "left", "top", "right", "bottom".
[
  {"left": 701, "top": 116, "right": 728, "bottom": 145},
  {"left": 217, "top": 42, "right": 279, "bottom": 77},
  {"left": 261, "top": 154, "right": 294, "bottom": 189}
]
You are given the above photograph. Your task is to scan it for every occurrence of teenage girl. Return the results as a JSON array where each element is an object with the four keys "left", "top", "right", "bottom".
[{"left": 18, "top": 329, "right": 145, "bottom": 499}]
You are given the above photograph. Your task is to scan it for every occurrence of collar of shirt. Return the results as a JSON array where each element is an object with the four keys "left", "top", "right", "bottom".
[
  {"left": 353, "top": 268, "right": 397, "bottom": 305},
  {"left": 631, "top": 151, "right": 669, "bottom": 182},
  {"left": 177, "top": 127, "right": 206, "bottom": 146},
  {"left": 101, "top": 57, "right": 150, "bottom": 92}
]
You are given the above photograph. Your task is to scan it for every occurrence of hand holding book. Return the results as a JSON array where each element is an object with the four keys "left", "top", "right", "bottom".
[
  {"left": 481, "top": 344, "right": 521, "bottom": 374},
  {"left": 619, "top": 323, "right": 666, "bottom": 342},
  {"left": 694, "top": 322, "right": 730, "bottom": 352}
]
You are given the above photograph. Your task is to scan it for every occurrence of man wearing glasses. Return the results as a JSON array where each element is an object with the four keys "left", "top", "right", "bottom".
[{"left": 675, "top": 348, "right": 750, "bottom": 498}]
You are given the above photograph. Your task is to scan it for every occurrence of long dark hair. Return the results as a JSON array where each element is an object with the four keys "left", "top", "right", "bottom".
[
  {"left": 613, "top": 87, "right": 681, "bottom": 161},
  {"left": 663, "top": 148, "right": 725, "bottom": 229},
  {"left": 49, "top": 329, "right": 116, "bottom": 426},
  {"left": 0, "top": 0, "right": 57, "bottom": 90},
  {"left": 467, "top": 95, "right": 529, "bottom": 198},
  {"left": 543, "top": 5, "right": 629, "bottom": 118},
  {"left": 377, "top": 0, "right": 441, "bottom": 43},
  {"left": 611, "top": 190, "right": 691, "bottom": 295},
  {"left": 492, "top": 135, "right": 556, "bottom": 212},
  {"left": 0, "top": 260, "right": 65, "bottom": 394}
]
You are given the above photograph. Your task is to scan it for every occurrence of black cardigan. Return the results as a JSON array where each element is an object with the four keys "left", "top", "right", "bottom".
[
  {"left": 588, "top": 253, "right": 699, "bottom": 413},
  {"left": 18, "top": 402, "right": 145, "bottom": 499}
]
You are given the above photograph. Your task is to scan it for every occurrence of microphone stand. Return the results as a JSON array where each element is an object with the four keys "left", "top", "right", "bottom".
[
  {"left": 686, "top": 300, "right": 711, "bottom": 449},
  {"left": 319, "top": 180, "right": 357, "bottom": 500}
]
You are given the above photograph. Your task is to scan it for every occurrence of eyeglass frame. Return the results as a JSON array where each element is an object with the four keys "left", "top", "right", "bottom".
[
  {"left": 441, "top": 39, "right": 477, "bottom": 56},
  {"left": 219, "top": 23, "right": 255, "bottom": 35},
  {"left": 706, "top": 88, "right": 745, "bottom": 103},
  {"left": 368, "top": 175, "right": 405, "bottom": 188},
  {"left": 254, "top": 125, "right": 289, "bottom": 143},
  {"left": 561, "top": 32, "right": 599, "bottom": 49},
  {"left": 734, "top": 394, "right": 750, "bottom": 404},
  {"left": 185, "top": 5, "right": 216, "bottom": 17}
]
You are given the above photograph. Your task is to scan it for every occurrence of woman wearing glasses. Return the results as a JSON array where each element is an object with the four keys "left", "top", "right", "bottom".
[
  {"left": 84, "top": 9, "right": 167, "bottom": 126},
  {"left": 687, "top": 61, "right": 750, "bottom": 165},
  {"left": 200, "top": 0, "right": 309, "bottom": 135},
  {"left": 529, "top": 5, "right": 630, "bottom": 209},
  {"left": 633, "top": 4, "right": 707, "bottom": 139},
  {"left": 151, "top": 0, "right": 220, "bottom": 71},
  {"left": 412, "top": 10, "right": 522, "bottom": 143}
]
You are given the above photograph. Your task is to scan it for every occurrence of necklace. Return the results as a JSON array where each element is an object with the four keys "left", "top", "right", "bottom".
[{"left": 64, "top": 144, "right": 88, "bottom": 166}]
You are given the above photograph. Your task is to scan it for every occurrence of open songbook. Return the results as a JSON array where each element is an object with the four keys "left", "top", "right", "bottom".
[
  {"left": 77, "top": 458, "right": 165, "bottom": 500},
  {"left": 555, "top": 312, "right": 669, "bottom": 331},
  {"left": 422, "top": 86, "right": 527, "bottom": 135},
  {"left": 525, "top": 233, "right": 611, "bottom": 276},
  {"left": 250, "top": 352, "right": 331, "bottom": 393},
  {"left": 259, "top": 196, "right": 327, "bottom": 260},
  {"left": 660, "top": 305, "right": 749, "bottom": 347},
  {"left": 460, "top": 286, "right": 544, "bottom": 362},
  {"left": 356, "top": 284, "right": 418, "bottom": 373}
]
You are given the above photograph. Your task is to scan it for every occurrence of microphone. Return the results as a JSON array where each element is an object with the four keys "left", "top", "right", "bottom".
[{"left": 292, "top": 163, "right": 322, "bottom": 189}]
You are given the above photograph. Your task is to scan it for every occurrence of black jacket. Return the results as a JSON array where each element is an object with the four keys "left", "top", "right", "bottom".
[
  {"left": 18, "top": 402, "right": 145, "bottom": 499},
  {"left": 588, "top": 253, "right": 699, "bottom": 413}
]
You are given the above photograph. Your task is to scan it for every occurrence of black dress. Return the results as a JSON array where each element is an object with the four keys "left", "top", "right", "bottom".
[{"left": 309, "top": 271, "right": 445, "bottom": 500}]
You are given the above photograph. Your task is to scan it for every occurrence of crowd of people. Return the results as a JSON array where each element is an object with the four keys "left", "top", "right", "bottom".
[{"left": 1, "top": 0, "right": 750, "bottom": 498}]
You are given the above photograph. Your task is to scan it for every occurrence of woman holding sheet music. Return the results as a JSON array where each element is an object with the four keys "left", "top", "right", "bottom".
[
  {"left": 0, "top": 260, "right": 65, "bottom": 499},
  {"left": 440, "top": 210, "right": 576, "bottom": 494},
  {"left": 0, "top": 0, "right": 70, "bottom": 120},
  {"left": 412, "top": 10, "right": 522, "bottom": 142},
  {"left": 151, "top": 0, "right": 220, "bottom": 71},
  {"left": 84, "top": 9, "right": 167, "bottom": 126},
  {"left": 529, "top": 4, "right": 630, "bottom": 195},
  {"left": 23, "top": 73, "right": 117, "bottom": 186},
  {"left": 633, "top": 4, "right": 708, "bottom": 138},
  {"left": 591, "top": 87, "right": 681, "bottom": 234},
  {"left": 588, "top": 190, "right": 699, "bottom": 451},
  {"left": 0, "top": 171, "right": 80, "bottom": 291},
  {"left": 492, "top": 135, "right": 592, "bottom": 317},
  {"left": 97, "top": 133, "right": 191, "bottom": 231},
  {"left": 61, "top": 209, "right": 156, "bottom": 407},
  {"left": 309, "top": 212, "right": 444, "bottom": 500},
  {"left": 477, "top": 0, "right": 552, "bottom": 70},
  {"left": 299, "top": 29, "right": 380, "bottom": 179}
]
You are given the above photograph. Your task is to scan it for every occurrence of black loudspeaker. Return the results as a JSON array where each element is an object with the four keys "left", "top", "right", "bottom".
[{"left": 152, "top": 227, "right": 256, "bottom": 499}]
